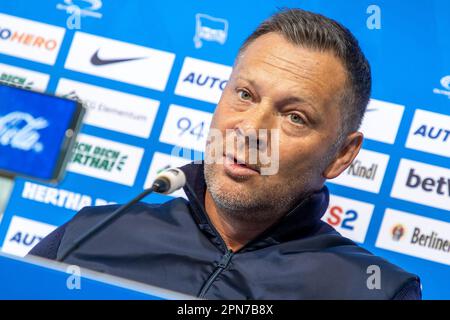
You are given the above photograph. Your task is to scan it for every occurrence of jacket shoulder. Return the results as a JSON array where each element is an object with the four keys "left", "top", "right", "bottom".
[
  {"left": 29, "top": 197, "right": 189, "bottom": 261},
  {"left": 288, "top": 233, "right": 421, "bottom": 299}
]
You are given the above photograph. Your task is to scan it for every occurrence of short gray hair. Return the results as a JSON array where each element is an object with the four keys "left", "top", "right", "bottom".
[{"left": 239, "top": 8, "right": 372, "bottom": 146}]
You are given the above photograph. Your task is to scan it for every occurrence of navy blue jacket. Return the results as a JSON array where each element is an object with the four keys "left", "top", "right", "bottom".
[{"left": 30, "top": 163, "right": 421, "bottom": 299}]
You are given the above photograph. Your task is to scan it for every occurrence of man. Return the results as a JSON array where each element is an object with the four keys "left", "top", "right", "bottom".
[{"left": 30, "top": 9, "right": 421, "bottom": 299}]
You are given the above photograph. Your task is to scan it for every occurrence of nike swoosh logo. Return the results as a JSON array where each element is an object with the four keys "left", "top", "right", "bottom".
[{"left": 90, "top": 49, "right": 146, "bottom": 66}]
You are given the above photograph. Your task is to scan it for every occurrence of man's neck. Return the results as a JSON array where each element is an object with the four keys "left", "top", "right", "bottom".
[{"left": 204, "top": 190, "right": 282, "bottom": 252}]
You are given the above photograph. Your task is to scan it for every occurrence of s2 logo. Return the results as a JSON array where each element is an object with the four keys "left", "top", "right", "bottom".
[{"left": 326, "top": 206, "right": 358, "bottom": 230}]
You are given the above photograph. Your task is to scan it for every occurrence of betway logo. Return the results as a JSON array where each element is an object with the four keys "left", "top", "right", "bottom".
[
  {"left": 175, "top": 57, "right": 232, "bottom": 104},
  {"left": 376, "top": 209, "right": 450, "bottom": 266},
  {"left": 1, "top": 216, "right": 57, "bottom": 257},
  {"left": 406, "top": 109, "right": 450, "bottom": 158},
  {"left": 406, "top": 168, "right": 449, "bottom": 197},
  {"left": 0, "top": 13, "right": 65, "bottom": 65},
  {"left": 391, "top": 159, "right": 450, "bottom": 211},
  {"left": 0, "top": 112, "right": 48, "bottom": 152},
  {"left": 328, "top": 149, "right": 389, "bottom": 193}
]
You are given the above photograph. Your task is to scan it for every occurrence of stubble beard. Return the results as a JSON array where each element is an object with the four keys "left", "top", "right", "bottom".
[{"left": 204, "top": 162, "right": 319, "bottom": 224}]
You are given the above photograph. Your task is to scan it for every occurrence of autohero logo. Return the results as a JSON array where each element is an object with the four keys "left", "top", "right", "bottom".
[
  {"left": 175, "top": 57, "right": 232, "bottom": 104},
  {"left": 433, "top": 75, "right": 450, "bottom": 99},
  {"left": 1, "top": 216, "right": 57, "bottom": 257},
  {"left": 406, "top": 109, "right": 450, "bottom": 158},
  {"left": 0, "top": 13, "right": 65, "bottom": 65},
  {"left": 376, "top": 209, "right": 450, "bottom": 266},
  {"left": 391, "top": 159, "right": 450, "bottom": 211},
  {"left": 0, "top": 112, "right": 48, "bottom": 153},
  {"left": 66, "top": 134, "right": 143, "bottom": 186},
  {"left": 0, "top": 26, "right": 58, "bottom": 51}
]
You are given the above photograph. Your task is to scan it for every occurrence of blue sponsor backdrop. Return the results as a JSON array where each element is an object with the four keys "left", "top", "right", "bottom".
[{"left": 0, "top": 0, "right": 449, "bottom": 298}]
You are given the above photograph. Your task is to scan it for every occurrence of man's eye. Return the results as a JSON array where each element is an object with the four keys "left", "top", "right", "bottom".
[
  {"left": 288, "top": 113, "right": 305, "bottom": 125},
  {"left": 238, "top": 90, "right": 252, "bottom": 101}
]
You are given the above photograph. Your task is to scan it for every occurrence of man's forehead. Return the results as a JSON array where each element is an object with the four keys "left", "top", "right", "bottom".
[
  {"left": 237, "top": 33, "right": 345, "bottom": 79},
  {"left": 234, "top": 33, "right": 347, "bottom": 103}
]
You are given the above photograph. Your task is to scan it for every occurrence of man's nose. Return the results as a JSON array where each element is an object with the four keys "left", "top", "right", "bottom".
[
  {"left": 234, "top": 101, "right": 275, "bottom": 150},
  {"left": 236, "top": 100, "right": 275, "bottom": 131}
]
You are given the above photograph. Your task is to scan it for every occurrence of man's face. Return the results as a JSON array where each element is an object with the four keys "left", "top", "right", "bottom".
[{"left": 204, "top": 32, "right": 348, "bottom": 220}]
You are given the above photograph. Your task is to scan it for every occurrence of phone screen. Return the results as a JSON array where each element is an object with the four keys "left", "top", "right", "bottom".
[{"left": 0, "top": 84, "right": 84, "bottom": 181}]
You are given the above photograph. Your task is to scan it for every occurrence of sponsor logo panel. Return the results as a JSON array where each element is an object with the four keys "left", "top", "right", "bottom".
[
  {"left": 328, "top": 149, "right": 390, "bottom": 193},
  {"left": 322, "top": 194, "right": 374, "bottom": 243},
  {"left": 56, "top": 78, "right": 159, "bottom": 138},
  {"left": 391, "top": 159, "right": 450, "bottom": 211},
  {"left": 0, "top": 13, "right": 65, "bottom": 65},
  {"left": 0, "top": 63, "right": 49, "bottom": 92},
  {"left": 159, "top": 104, "right": 212, "bottom": 152},
  {"left": 405, "top": 109, "right": 450, "bottom": 158},
  {"left": 174, "top": 57, "right": 232, "bottom": 104},
  {"left": 1, "top": 216, "right": 57, "bottom": 257},
  {"left": 376, "top": 208, "right": 450, "bottom": 266},
  {"left": 64, "top": 32, "right": 175, "bottom": 91},
  {"left": 359, "top": 99, "right": 405, "bottom": 144},
  {"left": 66, "top": 134, "right": 144, "bottom": 186}
]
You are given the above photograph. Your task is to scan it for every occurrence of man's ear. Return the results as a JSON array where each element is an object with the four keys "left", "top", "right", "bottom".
[{"left": 323, "top": 132, "right": 363, "bottom": 180}]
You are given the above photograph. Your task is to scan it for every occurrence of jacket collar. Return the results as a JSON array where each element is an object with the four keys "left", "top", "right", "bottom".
[{"left": 180, "top": 162, "right": 330, "bottom": 253}]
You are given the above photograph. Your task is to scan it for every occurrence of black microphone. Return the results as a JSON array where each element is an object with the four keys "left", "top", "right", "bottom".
[{"left": 57, "top": 168, "right": 186, "bottom": 262}]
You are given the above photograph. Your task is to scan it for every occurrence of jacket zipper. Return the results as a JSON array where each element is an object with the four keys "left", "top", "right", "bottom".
[{"left": 198, "top": 249, "right": 233, "bottom": 298}]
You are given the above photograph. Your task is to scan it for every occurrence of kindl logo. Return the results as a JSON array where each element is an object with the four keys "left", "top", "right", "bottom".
[{"left": 347, "top": 160, "right": 378, "bottom": 180}]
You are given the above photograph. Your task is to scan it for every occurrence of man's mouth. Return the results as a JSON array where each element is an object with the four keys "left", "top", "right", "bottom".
[{"left": 222, "top": 153, "right": 261, "bottom": 178}]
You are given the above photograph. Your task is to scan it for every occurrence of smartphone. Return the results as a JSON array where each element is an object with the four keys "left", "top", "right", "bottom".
[{"left": 0, "top": 83, "right": 85, "bottom": 182}]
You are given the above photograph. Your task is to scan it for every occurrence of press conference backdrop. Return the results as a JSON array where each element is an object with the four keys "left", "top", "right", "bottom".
[{"left": 0, "top": 0, "right": 448, "bottom": 299}]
